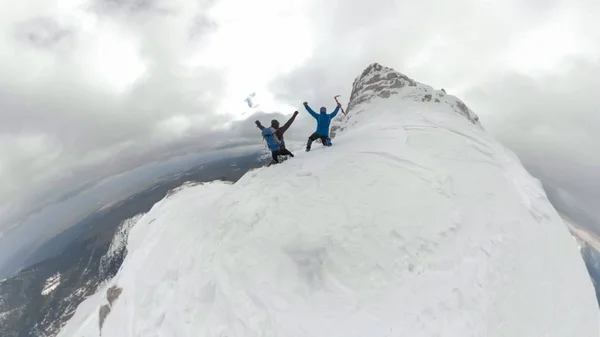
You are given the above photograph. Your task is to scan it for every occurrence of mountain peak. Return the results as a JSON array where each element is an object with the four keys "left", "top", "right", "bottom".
[
  {"left": 57, "top": 63, "right": 599, "bottom": 337},
  {"left": 345, "top": 63, "right": 481, "bottom": 127}
]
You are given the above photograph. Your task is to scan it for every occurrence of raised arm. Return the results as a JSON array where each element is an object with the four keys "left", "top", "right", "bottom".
[
  {"left": 279, "top": 111, "right": 299, "bottom": 134},
  {"left": 303, "top": 102, "right": 318, "bottom": 119},
  {"left": 329, "top": 104, "right": 341, "bottom": 119}
]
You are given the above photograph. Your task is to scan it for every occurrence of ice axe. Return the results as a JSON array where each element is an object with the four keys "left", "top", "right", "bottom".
[{"left": 334, "top": 95, "right": 347, "bottom": 116}]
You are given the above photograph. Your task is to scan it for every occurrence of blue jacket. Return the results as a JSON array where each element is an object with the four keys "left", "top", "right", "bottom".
[{"left": 304, "top": 104, "right": 340, "bottom": 136}]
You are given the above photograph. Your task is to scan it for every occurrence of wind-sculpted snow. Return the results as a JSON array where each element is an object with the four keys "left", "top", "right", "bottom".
[{"left": 58, "top": 64, "right": 598, "bottom": 337}]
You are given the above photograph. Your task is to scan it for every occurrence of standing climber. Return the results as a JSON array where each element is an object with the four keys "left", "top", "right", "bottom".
[
  {"left": 255, "top": 110, "right": 299, "bottom": 164},
  {"left": 303, "top": 101, "right": 341, "bottom": 152}
]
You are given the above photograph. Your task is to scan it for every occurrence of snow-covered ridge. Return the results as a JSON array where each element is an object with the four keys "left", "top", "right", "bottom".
[{"left": 58, "top": 63, "right": 598, "bottom": 337}]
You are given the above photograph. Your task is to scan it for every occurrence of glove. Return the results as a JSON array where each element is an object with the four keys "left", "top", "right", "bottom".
[
  {"left": 255, "top": 120, "right": 261, "bottom": 125},
  {"left": 337, "top": 102, "right": 342, "bottom": 107},
  {"left": 293, "top": 110, "right": 299, "bottom": 115},
  {"left": 303, "top": 101, "right": 308, "bottom": 105}
]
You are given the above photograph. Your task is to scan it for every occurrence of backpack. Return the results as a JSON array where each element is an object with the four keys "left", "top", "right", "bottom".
[{"left": 262, "top": 127, "right": 282, "bottom": 151}]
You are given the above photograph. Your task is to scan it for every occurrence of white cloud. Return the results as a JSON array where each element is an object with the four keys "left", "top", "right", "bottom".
[
  {"left": 189, "top": 0, "right": 314, "bottom": 121},
  {"left": 505, "top": 15, "right": 596, "bottom": 74},
  {"left": 83, "top": 22, "right": 147, "bottom": 93}
]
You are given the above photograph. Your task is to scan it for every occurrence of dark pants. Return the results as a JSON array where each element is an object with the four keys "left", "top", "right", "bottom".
[
  {"left": 306, "top": 132, "right": 329, "bottom": 149},
  {"left": 271, "top": 148, "right": 294, "bottom": 163}
]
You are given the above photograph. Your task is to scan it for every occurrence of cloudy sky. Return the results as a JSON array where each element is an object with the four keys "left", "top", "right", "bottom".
[{"left": 1, "top": 0, "right": 600, "bottom": 238}]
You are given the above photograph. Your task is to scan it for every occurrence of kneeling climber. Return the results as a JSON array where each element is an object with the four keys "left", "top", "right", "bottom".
[
  {"left": 255, "top": 110, "right": 299, "bottom": 164},
  {"left": 303, "top": 101, "right": 341, "bottom": 152}
]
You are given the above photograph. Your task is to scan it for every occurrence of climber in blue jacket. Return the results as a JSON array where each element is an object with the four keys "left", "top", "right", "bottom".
[{"left": 303, "top": 101, "right": 341, "bottom": 152}]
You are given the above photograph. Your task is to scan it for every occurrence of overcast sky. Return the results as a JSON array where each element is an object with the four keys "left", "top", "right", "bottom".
[{"left": 1, "top": 0, "right": 600, "bottom": 237}]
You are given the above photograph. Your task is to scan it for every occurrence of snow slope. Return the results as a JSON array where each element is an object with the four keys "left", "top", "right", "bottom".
[{"left": 58, "top": 63, "right": 599, "bottom": 337}]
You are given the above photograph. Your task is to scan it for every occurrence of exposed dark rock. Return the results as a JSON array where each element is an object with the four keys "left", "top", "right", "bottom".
[
  {"left": 347, "top": 63, "right": 419, "bottom": 112},
  {"left": 107, "top": 286, "right": 122, "bottom": 305},
  {"left": 98, "top": 305, "right": 110, "bottom": 333},
  {"left": 378, "top": 90, "right": 391, "bottom": 98},
  {"left": 99, "top": 285, "right": 123, "bottom": 334}
]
